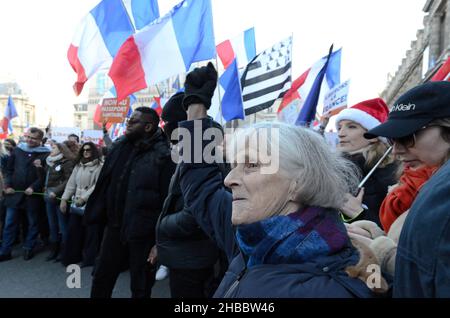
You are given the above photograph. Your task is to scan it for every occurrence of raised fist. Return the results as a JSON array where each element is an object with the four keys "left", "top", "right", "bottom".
[{"left": 183, "top": 62, "right": 218, "bottom": 110}]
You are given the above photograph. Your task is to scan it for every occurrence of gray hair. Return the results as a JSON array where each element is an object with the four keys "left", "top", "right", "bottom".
[{"left": 227, "top": 122, "right": 359, "bottom": 209}]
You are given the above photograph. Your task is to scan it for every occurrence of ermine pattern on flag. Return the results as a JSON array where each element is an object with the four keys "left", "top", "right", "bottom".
[{"left": 241, "top": 36, "right": 292, "bottom": 115}]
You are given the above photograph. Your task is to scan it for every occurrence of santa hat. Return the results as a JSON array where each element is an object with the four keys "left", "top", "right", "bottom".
[{"left": 335, "top": 98, "right": 389, "bottom": 131}]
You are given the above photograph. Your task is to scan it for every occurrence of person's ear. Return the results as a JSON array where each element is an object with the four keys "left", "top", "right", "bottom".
[
  {"left": 367, "top": 138, "right": 378, "bottom": 145},
  {"left": 144, "top": 123, "right": 154, "bottom": 133}
]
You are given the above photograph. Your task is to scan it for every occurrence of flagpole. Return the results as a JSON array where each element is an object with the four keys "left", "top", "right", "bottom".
[
  {"left": 214, "top": 57, "right": 224, "bottom": 127},
  {"left": 358, "top": 146, "right": 393, "bottom": 189}
]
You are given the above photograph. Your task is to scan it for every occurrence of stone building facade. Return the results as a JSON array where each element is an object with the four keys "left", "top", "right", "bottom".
[{"left": 381, "top": 0, "right": 450, "bottom": 105}]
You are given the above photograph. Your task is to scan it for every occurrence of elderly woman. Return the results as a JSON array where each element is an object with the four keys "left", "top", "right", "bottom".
[
  {"left": 175, "top": 63, "right": 386, "bottom": 298},
  {"left": 357, "top": 81, "right": 450, "bottom": 298}
]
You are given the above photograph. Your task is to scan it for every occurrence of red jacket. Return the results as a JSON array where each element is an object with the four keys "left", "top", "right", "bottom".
[{"left": 379, "top": 165, "right": 437, "bottom": 232}]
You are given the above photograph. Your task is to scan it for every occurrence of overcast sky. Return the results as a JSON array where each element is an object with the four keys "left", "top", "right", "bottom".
[{"left": 0, "top": 0, "right": 426, "bottom": 126}]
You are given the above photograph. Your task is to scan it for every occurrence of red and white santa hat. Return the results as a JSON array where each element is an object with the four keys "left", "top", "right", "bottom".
[{"left": 335, "top": 98, "right": 389, "bottom": 131}]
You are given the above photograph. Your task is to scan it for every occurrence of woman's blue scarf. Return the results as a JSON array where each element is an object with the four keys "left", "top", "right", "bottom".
[{"left": 235, "top": 206, "right": 349, "bottom": 268}]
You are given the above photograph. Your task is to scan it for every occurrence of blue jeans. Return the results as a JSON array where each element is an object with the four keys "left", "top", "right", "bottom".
[
  {"left": 45, "top": 199, "right": 69, "bottom": 244},
  {"left": 0, "top": 205, "right": 40, "bottom": 255}
]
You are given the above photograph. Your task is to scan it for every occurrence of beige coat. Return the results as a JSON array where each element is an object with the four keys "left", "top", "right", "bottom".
[{"left": 62, "top": 159, "right": 103, "bottom": 202}]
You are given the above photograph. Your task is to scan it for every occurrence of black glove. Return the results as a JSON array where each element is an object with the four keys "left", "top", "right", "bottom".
[{"left": 183, "top": 62, "right": 218, "bottom": 110}]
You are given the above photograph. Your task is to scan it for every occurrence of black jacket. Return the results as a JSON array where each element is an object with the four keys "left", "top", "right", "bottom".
[
  {"left": 4, "top": 144, "right": 50, "bottom": 209},
  {"left": 43, "top": 157, "right": 75, "bottom": 197},
  {"left": 84, "top": 129, "right": 176, "bottom": 241},
  {"left": 345, "top": 153, "right": 398, "bottom": 226},
  {"left": 156, "top": 164, "right": 219, "bottom": 269}
]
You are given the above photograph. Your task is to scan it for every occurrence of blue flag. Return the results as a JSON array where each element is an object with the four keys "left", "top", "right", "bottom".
[
  {"left": 220, "top": 58, "right": 245, "bottom": 121},
  {"left": 295, "top": 45, "right": 334, "bottom": 126}
]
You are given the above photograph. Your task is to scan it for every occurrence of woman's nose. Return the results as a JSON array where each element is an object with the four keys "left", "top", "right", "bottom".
[{"left": 224, "top": 167, "right": 241, "bottom": 188}]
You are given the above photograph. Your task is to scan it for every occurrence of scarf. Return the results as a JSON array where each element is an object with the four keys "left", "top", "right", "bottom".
[
  {"left": 18, "top": 142, "right": 51, "bottom": 153},
  {"left": 235, "top": 206, "right": 349, "bottom": 268},
  {"left": 46, "top": 153, "right": 64, "bottom": 167}
]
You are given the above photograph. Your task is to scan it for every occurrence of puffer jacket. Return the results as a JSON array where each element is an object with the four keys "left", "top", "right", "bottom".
[{"left": 61, "top": 159, "right": 103, "bottom": 203}]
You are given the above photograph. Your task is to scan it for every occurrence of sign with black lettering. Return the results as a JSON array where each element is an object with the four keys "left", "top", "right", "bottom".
[
  {"left": 101, "top": 97, "right": 130, "bottom": 123},
  {"left": 323, "top": 80, "right": 350, "bottom": 116}
]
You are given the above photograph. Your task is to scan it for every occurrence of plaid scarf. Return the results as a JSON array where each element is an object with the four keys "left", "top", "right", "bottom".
[{"left": 235, "top": 206, "right": 349, "bottom": 268}]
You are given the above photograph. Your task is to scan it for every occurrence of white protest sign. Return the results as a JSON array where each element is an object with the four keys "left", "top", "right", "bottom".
[
  {"left": 323, "top": 80, "right": 350, "bottom": 116},
  {"left": 81, "top": 130, "right": 103, "bottom": 145},
  {"left": 51, "top": 127, "right": 81, "bottom": 143}
]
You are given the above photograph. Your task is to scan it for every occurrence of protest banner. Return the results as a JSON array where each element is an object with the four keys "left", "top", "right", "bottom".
[
  {"left": 323, "top": 80, "right": 350, "bottom": 117},
  {"left": 51, "top": 127, "right": 81, "bottom": 143},
  {"left": 101, "top": 97, "right": 130, "bottom": 123},
  {"left": 81, "top": 130, "right": 103, "bottom": 145}
]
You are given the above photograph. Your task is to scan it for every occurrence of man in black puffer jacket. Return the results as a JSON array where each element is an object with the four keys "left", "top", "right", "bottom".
[
  {"left": 85, "top": 107, "right": 175, "bottom": 298},
  {"left": 155, "top": 92, "right": 222, "bottom": 298}
]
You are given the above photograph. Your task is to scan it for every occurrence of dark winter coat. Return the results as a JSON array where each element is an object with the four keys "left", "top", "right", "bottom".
[
  {"left": 178, "top": 118, "right": 376, "bottom": 298},
  {"left": 156, "top": 164, "right": 219, "bottom": 269},
  {"left": 44, "top": 157, "right": 75, "bottom": 197},
  {"left": 345, "top": 153, "right": 398, "bottom": 226},
  {"left": 4, "top": 143, "right": 50, "bottom": 209},
  {"left": 84, "top": 129, "right": 176, "bottom": 242}
]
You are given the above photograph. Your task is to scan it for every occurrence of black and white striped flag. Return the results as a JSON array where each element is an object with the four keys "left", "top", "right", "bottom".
[{"left": 241, "top": 36, "right": 292, "bottom": 115}]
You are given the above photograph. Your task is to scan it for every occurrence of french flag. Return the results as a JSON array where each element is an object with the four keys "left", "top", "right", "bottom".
[
  {"left": 216, "top": 27, "right": 256, "bottom": 69},
  {"left": 219, "top": 58, "right": 245, "bottom": 121},
  {"left": 0, "top": 96, "right": 18, "bottom": 139},
  {"left": 109, "top": 0, "right": 216, "bottom": 102},
  {"left": 68, "top": 0, "right": 159, "bottom": 95},
  {"left": 278, "top": 48, "right": 341, "bottom": 125}
]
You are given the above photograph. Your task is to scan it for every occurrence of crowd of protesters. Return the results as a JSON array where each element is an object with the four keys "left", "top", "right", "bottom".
[{"left": 0, "top": 63, "right": 449, "bottom": 298}]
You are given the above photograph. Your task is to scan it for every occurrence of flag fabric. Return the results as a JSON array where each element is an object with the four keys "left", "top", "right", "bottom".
[
  {"left": 172, "top": 76, "right": 180, "bottom": 90},
  {"left": 109, "top": 0, "right": 216, "bottom": 101},
  {"left": 0, "top": 96, "right": 19, "bottom": 139},
  {"left": 68, "top": 0, "right": 160, "bottom": 95},
  {"left": 219, "top": 58, "right": 245, "bottom": 121},
  {"left": 431, "top": 56, "right": 450, "bottom": 81},
  {"left": 241, "top": 36, "right": 292, "bottom": 115},
  {"left": 151, "top": 97, "right": 163, "bottom": 116},
  {"left": 278, "top": 48, "right": 341, "bottom": 124},
  {"left": 216, "top": 27, "right": 256, "bottom": 69},
  {"left": 296, "top": 45, "right": 335, "bottom": 126}
]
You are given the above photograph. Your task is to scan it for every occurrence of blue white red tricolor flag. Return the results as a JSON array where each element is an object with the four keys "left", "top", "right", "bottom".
[
  {"left": 109, "top": 0, "right": 216, "bottom": 101},
  {"left": 68, "top": 0, "right": 160, "bottom": 95},
  {"left": 278, "top": 48, "right": 341, "bottom": 125}
]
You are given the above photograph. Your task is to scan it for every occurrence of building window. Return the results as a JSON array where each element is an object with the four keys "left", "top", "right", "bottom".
[
  {"left": 439, "top": 11, "right": 446, "bottom": 55},
  {"left": 25, "top": 111, "right": 30, "bottom": 127},
  {"left": 422, "top": 46, "right": 430, "bottom": 78}
]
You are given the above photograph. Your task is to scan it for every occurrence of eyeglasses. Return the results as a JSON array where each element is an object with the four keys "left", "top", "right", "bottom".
[
  {"left": 389, "top": 125, "right": 433, "bottom": 148},
  {"left": 83, "top": 148, "right": 92, "bottom": 153},
  {"left": 126, "top": 118, "right": 151, "bottom": 126}
]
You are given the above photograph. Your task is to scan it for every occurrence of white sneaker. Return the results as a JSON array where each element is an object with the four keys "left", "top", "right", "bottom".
[{"left": 155, "top": 265, "right": 169, "bottom": 281}]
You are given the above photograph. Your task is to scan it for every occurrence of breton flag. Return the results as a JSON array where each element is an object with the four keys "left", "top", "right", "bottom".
[
  {"left": 216, "top": 27, "right": 256, "bottom": 69},
  {"left": 0, "top": 96, "right": 18, "bottom": 139},
  {"left": 109, "top": 0, "right": 216, "bottom": 101},
  {"left": 68, "top": 0, "right": 160, "bottom": 95},
  {"left": 431, "top": 56, "right": 450, "bottom": 81},
  {"left": 278, "top": 48, "right": 341, "bottom": 124},
  {"left": 241, "top": 36, "right": 292, "bottom": 115}
]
